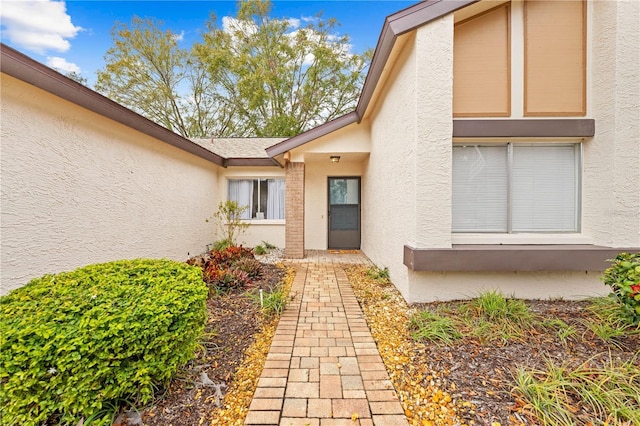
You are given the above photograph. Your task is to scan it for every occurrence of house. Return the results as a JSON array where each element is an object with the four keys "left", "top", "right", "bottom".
[{"left": 1, "top": 0, "right": 638, "bottom": 301}]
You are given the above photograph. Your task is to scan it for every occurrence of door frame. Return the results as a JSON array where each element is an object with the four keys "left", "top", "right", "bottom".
[{"left": 327, "top": 176, "right": 361, "bottom": 250}]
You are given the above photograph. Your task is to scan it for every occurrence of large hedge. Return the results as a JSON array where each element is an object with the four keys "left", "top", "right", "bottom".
[{"left": 0, "top": 259, "right": 208, "bottom": 425}]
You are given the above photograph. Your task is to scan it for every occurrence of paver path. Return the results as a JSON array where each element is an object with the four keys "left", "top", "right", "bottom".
[{"left": 245, "top": 251, "right": 408, "bottom": 425}]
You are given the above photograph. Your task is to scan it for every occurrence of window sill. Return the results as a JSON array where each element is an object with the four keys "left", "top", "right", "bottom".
[
  {"left": 243, "top": 219, "right": 285, "bottom": 225},
  {"left": 404, "top": 244, "right": 639, "bottom": 272}
]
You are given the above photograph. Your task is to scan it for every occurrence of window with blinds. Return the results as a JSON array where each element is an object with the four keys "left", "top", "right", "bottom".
[{"left": 453, "top": 144, "right": 580, "bottom": 233}]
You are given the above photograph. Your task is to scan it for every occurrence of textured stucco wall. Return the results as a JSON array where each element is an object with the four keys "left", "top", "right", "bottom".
[
  {"left": 408, "top": 270, "right": 604, "bottom": 302},
  {"left": 582, "top": 0, "right": 640, "bottom": 247},
  {"left": 413, "top": 18, "right": 454, "bottom": 248},
  {"left": 215, "top": 166, "right": 286, "bottom": 248},
  {"left": 402, "top": 1, "right": 640, "bottom": 303},
  {"left": 361, "top": 33, "right": 419, "bottom": 298},
  {"left": 304, "top": 159, "right": 365, "bottom": 250},
  {"left": 1, "top": 75, "right": 220, "bottom": 294},
  {"left": 286, "top": 123, "right": 369, "bottom": 250}
]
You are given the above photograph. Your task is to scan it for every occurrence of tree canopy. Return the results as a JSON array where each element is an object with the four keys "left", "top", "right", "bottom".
[{"left": 96, "top": 0, "right": 371, "bottom": 138}]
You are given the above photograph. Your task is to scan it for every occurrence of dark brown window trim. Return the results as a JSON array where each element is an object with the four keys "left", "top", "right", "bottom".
[
  {"left": 453, "top": 119, "right": 595, "bottom": 138},
  {"left": 404, "top": 244, "right": 639, "bottom": 272}
]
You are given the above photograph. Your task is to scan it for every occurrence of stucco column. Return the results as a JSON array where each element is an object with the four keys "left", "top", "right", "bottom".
[
  {"left": 285, "top": 162, "right": 305, "bottom": 258},
  {"left": 413, "top": 16, "right": 454, "bottom": 248}
]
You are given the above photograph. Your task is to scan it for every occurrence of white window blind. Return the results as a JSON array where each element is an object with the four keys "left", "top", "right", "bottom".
[
  {"left": 453, "top": 144, "right": 579, "bottom": 233},
  {"left": 453, "top": 145, "right": 508, "bottom": 232},
  {"left": 512, "top": 146, "right": 577, "bottom": 232}
]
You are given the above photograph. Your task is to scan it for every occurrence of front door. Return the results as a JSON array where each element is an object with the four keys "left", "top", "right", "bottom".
[{"left": 328, "top": 177, "right": 361, "bottom": 249}]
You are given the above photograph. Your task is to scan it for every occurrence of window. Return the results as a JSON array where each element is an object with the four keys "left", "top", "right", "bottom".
[
  {"left": 452, "top": 144, "right": 580, "bottom": 233},
  {"left": 228, "top": 178, "right": 285, "bottom": 220}
]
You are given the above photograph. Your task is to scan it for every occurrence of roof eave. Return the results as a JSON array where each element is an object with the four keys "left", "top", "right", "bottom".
[
  {"left": 223, "top": 158, "right": 282, "bottom": 167},
  {"left": 265, "top": 111, "right": 360, "bottom": 157},
  {"left": 0, "top": 44, "right": 225, "bottom": 167},
  {"left": 266, "top": 0, "right": 480, "bottom": 158}
]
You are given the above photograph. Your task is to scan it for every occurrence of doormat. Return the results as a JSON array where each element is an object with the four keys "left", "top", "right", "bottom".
[{"left": 328, "top": 250, "right": 361, "bottom": 254}]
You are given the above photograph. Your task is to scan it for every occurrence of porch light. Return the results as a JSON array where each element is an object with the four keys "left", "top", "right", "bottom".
[{"left": 330, "top": 155, "right": 340, "bottom": 163}]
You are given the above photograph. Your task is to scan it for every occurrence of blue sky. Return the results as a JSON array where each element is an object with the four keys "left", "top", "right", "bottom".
[{"left": 1, "top": 0, "right": 416, "bottom": 86}]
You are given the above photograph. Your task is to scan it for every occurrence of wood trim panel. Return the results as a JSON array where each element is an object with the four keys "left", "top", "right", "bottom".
[
  {"left": 454, "top": 4, "right": 511, "bottom": 117},
  {"left": 452, "top": 119, "right": 595, "bottom": 138},
  {"left": 404, "top": 245, "right": 640, "bottom": 272},
  {"left": 524, "top": 0, "right": 587, "bottom": 116}
]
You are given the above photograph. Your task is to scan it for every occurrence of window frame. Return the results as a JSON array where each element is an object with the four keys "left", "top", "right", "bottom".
[
  {"left": 227, "top": 177, "right": 286, "bottom": 221},
  {"left": 452, "top": 142, "right": 582, "bottom": 234}
]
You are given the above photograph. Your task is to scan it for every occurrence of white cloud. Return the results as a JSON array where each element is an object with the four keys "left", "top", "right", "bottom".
[
  {"left": 173, "top": 30, "right": 185, "bottom": 42},
  {"left": 286, "top": 18, "right": 301, "bottom": 29},
  {"left": 46, "top": 56, "right": 80, "bottom": 74},
  {"left": 0, "top": 0, "right": 82, "bottom": 54}
]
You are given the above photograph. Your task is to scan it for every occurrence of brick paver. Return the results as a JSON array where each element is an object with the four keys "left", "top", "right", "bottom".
[{"left": 245, "top": 251, "right": 408, "bottom": 425}]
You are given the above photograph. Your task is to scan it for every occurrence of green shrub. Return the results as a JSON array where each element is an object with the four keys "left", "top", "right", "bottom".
[
  {"left": 0, "top": 259, "right": 208, "bottom": 426},
  {"left": 204, "top": 267, "right": 252, "bottom": 291},
  {"left": 211, "top": 238, "right": 233, "bottom": 251},
  {"left": 365, "top": 265, "right": 390, "bottom": 284},
  {"left": 254, "top": 244, "right": 267, "bottom": 255},
  {"left": 409, "top": 310, "right": 462, "bottom": 344},
  {"left": 602, "top": 252, "right": 640, "bottom": 324},
  {"left": 232, "top": 257, "right": 263, "bottom": 280},
  {"left": 262, "top": 241, "right": 277, "bottom": 250}
]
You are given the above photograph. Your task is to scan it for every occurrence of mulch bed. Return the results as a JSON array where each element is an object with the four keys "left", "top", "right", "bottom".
[
  {"left": 415, "top": 300, "right": 640, "bottom": 424},
  {"left": 345, "top": 266, "right": 640, "bottom": 425},
  {"left": 138, "top": 264, "right": 285, "bottom": 426}
]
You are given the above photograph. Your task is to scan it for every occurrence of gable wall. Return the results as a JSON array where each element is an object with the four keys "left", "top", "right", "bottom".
[
  {"left": 1, "top": 75, "right": 220, "bottom": 294},
  {"left": 361, "top": 32, "right": 420, "bottom": 297}
]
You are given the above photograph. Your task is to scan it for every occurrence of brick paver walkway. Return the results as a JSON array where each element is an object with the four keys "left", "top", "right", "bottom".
[{"left": 245, "top": 251, "right": 408, "bottom": 425}]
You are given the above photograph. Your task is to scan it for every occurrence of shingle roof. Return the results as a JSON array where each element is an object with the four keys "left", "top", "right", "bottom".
[{"left": 190, "top": 137, "right": 285, "bottom": 159}]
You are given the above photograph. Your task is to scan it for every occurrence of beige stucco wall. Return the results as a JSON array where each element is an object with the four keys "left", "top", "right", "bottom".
[
  {"left": 0, "top": 75, "right": 220, "bottom": 294},
  {"left": 287, "top": 123, "right": 369, "bottom": 250},
  {"left": 216, "top": 166, "right": 286, "bottom": 248},
  {"left": 361, "top": 32, "right": 419, "bottom": 298},
  {"left": 583, "top": 0, "right": 640, "bottom": 247},
  {"left": 361, "top": 2, "right": 639, "bottom": 303}
]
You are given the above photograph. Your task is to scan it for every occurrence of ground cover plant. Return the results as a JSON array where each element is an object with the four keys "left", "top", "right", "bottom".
[
  {"left": 0, "top": 259, "right": 208, "bottom": 426},
  {"left": 347, "top": 265, "right": 640, "bottom": 426}
]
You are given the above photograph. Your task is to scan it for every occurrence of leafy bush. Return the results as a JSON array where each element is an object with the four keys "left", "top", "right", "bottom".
[
  {"left": 251, "top": 286, "right": 287, "bottom": 317},
  {"left": 232, "top": 257, "right": 263, "bottom": 280},
  {"left": 203, "top": 267, "right": 252, "bottom": 291},
  {"left": 209, "top": 245, "right": 254, "bottom": 268},
  {"left": 365, "top": 265, "right": 390, "bottom": 284},
  {"left": 409, "top": 310, "right": 461, "bottom": 344},
  {"left": 0, "top": 259, "right": 208, "bottom": 426},
  {"left": 211, "top": 238, "right": 233, "bottom": 251},
  {"left": 602, "top": 252, "right": 640, "bottom": 324},
  {"left": 207, "top": 200, "right": 250, "bottom": 246},
  {"left": 254, "top": 244, "right": 267, "bottom": 255},
  {"left": 262, "top": 241, "right": 277, "bottom": 250}
]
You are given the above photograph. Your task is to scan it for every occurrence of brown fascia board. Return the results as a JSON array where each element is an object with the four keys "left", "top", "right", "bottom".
[
  {"left": 266, "top": 0, "right": 479, "bottom": 158},
  {"left": 453, "top": 119, "right": 596, "bottom": 138},
  {"left": 0, "top": 44, "right": 225, "bottom": 167},
  {"left": 404, "top": 245, "right": 640, "bottom": 272},
  {"left": 224, "top": 157, "right": 282, "bottom": 167},
  {"left": 355, "top": 0, "right": 480, "bottom": 118}
]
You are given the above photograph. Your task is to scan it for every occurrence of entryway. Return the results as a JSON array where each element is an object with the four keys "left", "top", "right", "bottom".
[{"left": 328, "top": 177, "right": 361, "bottom": 250}]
